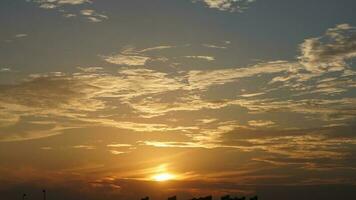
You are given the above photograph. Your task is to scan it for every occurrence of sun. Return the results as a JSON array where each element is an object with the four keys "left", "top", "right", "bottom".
[{"left": 152, "top": 173, "right": 175, "bottom": 182}]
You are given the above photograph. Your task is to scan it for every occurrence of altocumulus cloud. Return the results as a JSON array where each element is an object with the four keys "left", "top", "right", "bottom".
[
  {"left": 299, "top": 24, "right": 356, "bottom": 73},
  {"left": 28, "top": 0, "right": 108, "bottom": 22},
  {"left": 101, "top": 45, "right": 177, "bottom": 66},
  {"left": 29, "top": 0, "right": 91, "bottom": 9},
  {"left": 103, "top": 54, "right": 151, "bottom": 66},
  {"left": 0, "top": 24, "right": 355, "bottom": 149},
  {"left": 193, "top": 0, "right": 256, "bottom": 12},
  {"left": 80, "top": 9, "right": 108, "bottom": 22},
  {"left": 27, "top": 0, "right": 258, "bottom": 23}
]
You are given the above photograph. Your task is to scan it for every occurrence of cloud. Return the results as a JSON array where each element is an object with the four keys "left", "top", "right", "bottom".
[
  {"left": 3, "top": 34, "right": 28, "bottom": 43},
  {"left": 0, "top": 73, "right": 105, "bottom": 112},
  {"left": 102, "top": 54, "right": 150, "bottom": 66},
  {"left": 38, "top": 3, "right": 58, "bottom": 9},
  {"left": 80, "top": 9, "right": 108, "bottom": 22},
  {"left": 109, "top": 150, "right": 126, "bottom": 155},
  {"left": 14, "top": 34, "right": 27, "bottom": 38},
  {"left": 240, "top": 92, "right": 265, "bottom": 98},
  {"left": 194, "top": 0, "right": 256, "bottom": 12},
  {"left": 63, "top": 13, "right": 76, "bottom": 18},
  {"left": 77, "top": 67, "right": 104, "bottom": 73},
  {"left": 299, "top": 24, "right": 356, "bottom": 73},
  {"left": 0, "top": 69, "right": 189, "bottom": 141},
  {"left": 30, "top": 0, "right": 91, "bottom": 8},
  {"left": 142, "top": 141, "right": 206, "bottom": 148},
  {"left": 230, "top": 98, "right": 356, "bottom": 122},
  {"left": 0, "top": 73, "right": 104, "bottom": 139},
  {"left": 248, "top": 120, "right": 275, "bottom": 128},
  {"left": 0, "top": 67, "right": 11, "bottom": 72},
  {"left": 29, "top": 0, "right": 91, "bottom": 9},
  {"left": 28, "top": 0, "right": 108, "bottom": 22},
  {"left": 120, "top": 45, "right": 177, "bottom": 55},
  {"left": 72, "top": 145, "right": 96, "bottom": 150},
  {"left": 197, "top": 118, "right": 218, "bottom": 124},
  {"left": 101, "top": 29, "right": 355, "bottom": 124},
  {"left": 184, "top": 56, "right": 215, "bottom": 61},
  {"left": 186, "top": 61, "right": 296, "bottom": 90},
  {"left": 202, "top": 44, "right": 228, "bottom": 49},
  {"left": 0, "top": 124, "right": 74, "bottom": 142},
  {"left": 101, "top": 45, "right": 178, "bottom": 66},
  {"left": 139, "top": 45, "right": 176, "bottom": 53},
  {"left": 263, "top": 24, "right": 356, "bottom": 98},
  {"left": 1, "top": 24, "right": 356, "bottom": 145},
  {"left": 221, "top": 126, "right": 356, "bottom": 170},
  {"left": 107, "top": 143, "right": 132, "bottom": 148}
]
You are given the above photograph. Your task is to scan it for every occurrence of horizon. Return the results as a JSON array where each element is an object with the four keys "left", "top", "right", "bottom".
[{"left": 0, "top": 0, "right": 356, "bottom": 199}]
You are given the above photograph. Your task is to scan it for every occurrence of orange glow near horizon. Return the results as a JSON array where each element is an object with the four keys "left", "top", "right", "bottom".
[{"left": 152, "top": 173, "right": 176, "bottom": 182}]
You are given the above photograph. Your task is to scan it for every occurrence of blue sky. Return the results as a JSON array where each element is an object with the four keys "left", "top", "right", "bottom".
[{"left": 1, "top": 0, "right": 355, "bottom": 74}]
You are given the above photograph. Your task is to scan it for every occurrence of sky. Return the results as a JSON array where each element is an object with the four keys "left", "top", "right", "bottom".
[{"left": 0, "top": 0, "right": 356, "bottom": 199}]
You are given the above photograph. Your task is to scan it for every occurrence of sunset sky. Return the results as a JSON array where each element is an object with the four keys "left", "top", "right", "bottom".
[{"left": 0, "top": 0, "right": 356, "bottom": 199}]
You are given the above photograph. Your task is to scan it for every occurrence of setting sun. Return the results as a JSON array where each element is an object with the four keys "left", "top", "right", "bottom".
[{"left": 152, "top": 173, "right": 175, "bottom": 182}]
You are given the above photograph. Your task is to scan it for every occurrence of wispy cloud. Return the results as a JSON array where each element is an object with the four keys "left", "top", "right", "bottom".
[
  {"left": 3, "top": 34, "right": 28, "bottom": 43},
  {"left": 142, "top": 141, "right": 206, "bottom": 148},
  {"left": 80, "top": 9, "right": 108, "bottom": 22},
  {"left": 202, "top": 43, "right": 228, "bottom": 49},
  {"left": 28, "top": 0, "right": 108, "bottom": 22},
  {"left": 299, "top": 23, "right": 356, "bottom": 73},
  {"left": 77, "top": 66, "right": 104, "bottom": 73},
  {"left": 102, "top": 54, "right": 150, "bottom": 66},
  {"left": 186, "top": 61, "right": 295, "bottom": 90},
  {"left": 248, "top": 120, "right": 275, "bottom": 128},
  {"left": 107, "top": 143, "right": 132, "bottom": 148},
  {"left": 240, "top": 92, "right": 265, "bottom": 98},
  {"left": 140, "top": 45, "right": 176, "bottom": 53},
  {"left": 1, "top": 24, "right": 355, "bottom": 147},
  {"left": 14, "top": 33, "right": 28, "bottom": 38},
  {"left": 101, "top": 45, "right": 177, "bottom": 66},
  {"left": 184, "top": 56, "right": 215, "bottom": 61},
  {"left": 30, "top": 0, "right": 91, "bottom": 9},
  {"left": 194, "top": 0, "right": 256, "bottom": 12},
  {"left": 109, "top": 150, "right": 126, "bottom": 155},
  {"left": 227, "top": 131, "right": 356, "bottom": 160},
  {"left": 0, "top": 67, "right": 12, "bottom": 72},
  {"left": 72, "top": 145, "right": 96, "bottom": 150}
]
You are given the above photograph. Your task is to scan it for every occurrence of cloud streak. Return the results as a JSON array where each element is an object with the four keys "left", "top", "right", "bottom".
[
  {"left": 103, "top": 54, "right": 150, "bottom": 66},
  {"left": 28, "top": 0, "right": 108, "bottom": 22},
  {"left": 0, "top": 24, "right": 355, "bottom": 152},
  {"left": 194, "top": 0, "right": 256, "bottom": 12}
]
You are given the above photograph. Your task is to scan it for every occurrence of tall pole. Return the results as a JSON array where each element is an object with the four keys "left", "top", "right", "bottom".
[{"left": 43, "top": 189, "right": 46, "bottom": 200}]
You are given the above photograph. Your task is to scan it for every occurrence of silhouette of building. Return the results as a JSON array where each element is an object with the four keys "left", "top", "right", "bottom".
[
  {"left": 249, "top": 196, "right": 258, "bottom": 200},
  {"left": 191, "top": 195, "right": 212, "bottom": 200},
  {"left": 168, "top": 196, "right": 177, "bottom": 200},
  {"left": 141, "top": 196, "right": 149, "bottom": 200},
  {"left": 221, "top": 195, "right": 230, "bottom": 200},
  {"left": 221, "top": 195, "right": 247, "bottom": 200}
]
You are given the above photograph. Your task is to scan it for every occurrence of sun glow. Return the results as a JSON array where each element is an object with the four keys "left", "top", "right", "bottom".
[{"left": 152, "top": 173, "right": 175, "bottom": 182}]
